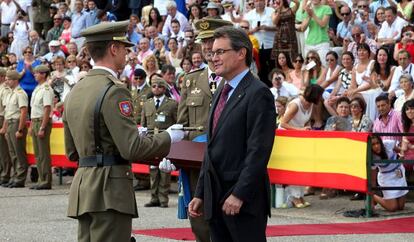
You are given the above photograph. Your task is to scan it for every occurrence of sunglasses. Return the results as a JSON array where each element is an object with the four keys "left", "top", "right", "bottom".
[
  {"left": 358, "top": 5, "right": 368, "bottom": 8},
  {"left": 352, "top": 33, "right": 361, "bottom": 38},
  {"left": 134, "top": 76, "right": 144, "bottom": 80},
  {"left": 152, "top": 84, "right": 164, "bottom": 88},
  {"left": 294, "top": 59, "right": 304, "bottom": 63},
  {"left": 341, "top": 12, "right": 351, "bottom": 16}
]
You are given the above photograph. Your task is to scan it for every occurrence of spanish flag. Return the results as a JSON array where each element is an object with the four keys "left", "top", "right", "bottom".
[{"left": 268, "top": 130, "right": 369, "bottom": 192}]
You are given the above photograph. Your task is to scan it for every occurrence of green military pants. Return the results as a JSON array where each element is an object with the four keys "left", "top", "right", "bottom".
[
  {"left": 6, "top": 120, "right": 28, "bottom": 185},
  {"left": 149, "top": 167, "right": 171, "bottom": 205},
  {"left": 0, "top": 116, "right": 11, "bottom": 182},
  {"left": 31, "top": 119, "right": 52, "bottom": 187},
  {"left": 78, "top": 209, "right": 132, "bottom": 242}
]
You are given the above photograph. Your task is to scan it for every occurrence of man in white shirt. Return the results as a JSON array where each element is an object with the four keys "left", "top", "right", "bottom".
[
  {"left": 389, "top": 50, "right": 414, "bottom": 98},
  {"left": 121, "top": 52, "right": 144, "bottom": 80},
  {"left": 244, "top": 0, "right": 276, "bottom": 87},
  {"left": 377, "top": 6, "right": 408, "bottom": 46},
  {"left": 269, "top": 69, "right": 299, "bottom": 100},
  {"left": 169, "top": 19, "right": 185, "bottom": 39},
  {"left": 0, "top": 0, "right": 17, "bottom": 37},
  {"left": 162, "top": 1, "right": 188, "bottom": 38},
  {"left": 42, "top": 40, "right": 66, "bottom": 62}
]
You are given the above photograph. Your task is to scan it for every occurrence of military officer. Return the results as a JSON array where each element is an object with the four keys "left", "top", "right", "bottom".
[
  {"left": 63, "top": 21, "right": 184, "bottom": 242},
  {"left": 0, "top": 70, "right": 29, "bottom": 188},
  {"left": 130, "top": 68, "right": 151, "bottom": 125},
  {"left": 0, "top": 67, "right": 11, "bottom": 185},
  {"left": 142, "top": 76, "right": 178, "bottom": 208},
  {"left": 177, "top": 18, "right": 233, "bottom": 242},
  {"left": 29, "top": 65, "right": 54, "bottom": 190}
]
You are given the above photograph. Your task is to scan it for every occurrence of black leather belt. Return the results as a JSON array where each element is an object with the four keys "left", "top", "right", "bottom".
[{"left": 79, "top": 155, "right": 129, "bottom": 167}]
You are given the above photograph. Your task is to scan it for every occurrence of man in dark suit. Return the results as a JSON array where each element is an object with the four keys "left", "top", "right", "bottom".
[{"left": 188, "top": 26, "right": 276, "bottom": 241}]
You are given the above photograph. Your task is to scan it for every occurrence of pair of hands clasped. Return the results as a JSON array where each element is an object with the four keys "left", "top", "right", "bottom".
[{"left": 188, "top": 194, "right": 244, "bottom": 217}]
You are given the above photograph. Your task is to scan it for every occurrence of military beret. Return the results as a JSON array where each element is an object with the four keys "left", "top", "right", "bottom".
[
  {"left": 33, "top": 65, "right": 50, "bottom": 73},
  {"left": 6, "top": 70, "right": 21, "bottom": 80},
  {"left": 195, "top": 18, "right": 233, "bottom": 40},
  {"left": 81, "top": 20, "right": 134, "bottom": 47},
  {"left": 151, "top": 76, "right": 168, "bottom": 89},
  {"left": 0, "top": 67, "right": 7, "bottom": 76},
  {"left": 134, "top": 68, "right": 147, "bottom": 78}
]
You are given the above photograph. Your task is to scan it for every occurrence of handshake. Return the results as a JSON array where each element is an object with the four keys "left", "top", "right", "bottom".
[{"left": 138, "top": 124, "right": 185, "bottom": 143}]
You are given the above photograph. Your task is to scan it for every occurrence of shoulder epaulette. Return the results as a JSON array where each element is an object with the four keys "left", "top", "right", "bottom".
[{"left": 107, "top": 75, "right": 125, "bottom": 87}]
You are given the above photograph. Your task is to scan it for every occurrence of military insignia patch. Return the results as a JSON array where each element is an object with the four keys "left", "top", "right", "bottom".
[
  {"left": 186, "top": 79, "right": 191, "bottom": 87},
  {"left": 119, "top": 101, "right": 132, "bottom": 117}
]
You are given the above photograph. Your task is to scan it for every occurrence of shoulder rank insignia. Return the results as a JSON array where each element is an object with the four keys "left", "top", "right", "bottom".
[{"left": 119, "top": 101, "right": 132, "bottom": 117}]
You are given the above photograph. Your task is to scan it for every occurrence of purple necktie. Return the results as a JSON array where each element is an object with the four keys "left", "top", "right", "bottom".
[{"left": 213, "top": 84, "right": 232, "bottom": 133}]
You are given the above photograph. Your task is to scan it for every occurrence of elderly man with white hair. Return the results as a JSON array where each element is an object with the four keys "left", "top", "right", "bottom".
[{"left": 161, "top": 1, "right": 188, "bottom": 37}]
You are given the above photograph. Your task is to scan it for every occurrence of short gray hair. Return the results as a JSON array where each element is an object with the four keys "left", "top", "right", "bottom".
[
  {"left": 213, "top": 26, "right": 252, "bottom": 67},
  {"left": 166, "top": 1, "right": 177, "bottom": 9}
]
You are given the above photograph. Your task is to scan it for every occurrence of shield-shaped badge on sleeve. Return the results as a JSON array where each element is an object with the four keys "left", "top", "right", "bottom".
[{"left": 119, "top": 101, "right": 132, "bottom": 117}]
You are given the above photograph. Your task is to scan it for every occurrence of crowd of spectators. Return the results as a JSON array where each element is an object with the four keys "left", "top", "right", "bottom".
[{"left": 0, "top": 0, "right": 413, "bottom": 211}]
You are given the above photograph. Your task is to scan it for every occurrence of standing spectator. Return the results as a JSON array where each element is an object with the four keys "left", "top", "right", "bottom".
[
  {"left": 29, "top": 65, "right": 54, "bottom": 190},
  {"left": 71, "top": 0, "right": 87, "bottom": 47},
  {"left": 0, "top": 68, "right": 11, "bottom": 186},
  {"left": 46, "top": 14, "right": 64, "bottom": 42},
  {"left": 137, "top": 37, "right": 153, "bottom": 65},
  {"left": 393, "top": 25, "right": 414, "bottom": 63},
  {"left": 271, "top": 0, "right": 299, "bottom": 61},
  {"left": 1, "top": 70, "right": 29, "bottom": 188},
  {"left": 188, "top": 3, "right": 203, "bottom": 29},
  {"left": 400, "top": 99, "right": 414, "bottom": 162},
  {"left": 142, "top": 77, "right": 178, "bottom": 208},
  {"left": 85, "top": 0, "right": 99, "bottom": 28},
  {"left": 49, "top": 56, "right": 67, "bottom": 101},
  {"left": 300, "top": 0, "right": 332, "bottom": 66},
  {"left": 59, "top": 17, "right": 72, "bottom": 53},
  {"left": 162, "top": 1, "right": 189, "bottom": 38},
  {"left": 148, "top": 7, "right": 164, "bottom": 33},
  {"left": 0, "top": 0, "right": 17, "bottom": 37},
  {"left": 10, "top": 10, "right": 31, "bottom": 60},
  {"left": 239, "top": 20, "right": 259, "bottom": 52},
  {"left": 245, "top": 0, "right": 276, "bottom": 87},
  {"left": 16, "top": 46, "right": 41, "bottom": 100},
  {"left": 32, "top": 0, "right": 53, "bottom": 38},
  {"left": 153, "top": 37, "right": 167, "bottom": 69},
  {"left": 29, "top": 30, "right": 48, "bottom": 58}
]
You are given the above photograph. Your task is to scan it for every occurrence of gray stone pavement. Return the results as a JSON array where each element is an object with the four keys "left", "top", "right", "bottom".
[{"left": 0, "top": 176, "right": 413, "bottom": 242}]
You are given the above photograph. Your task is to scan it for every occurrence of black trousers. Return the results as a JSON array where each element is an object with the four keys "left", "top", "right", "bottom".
[{"left": 258, "top": 48, "right": 274, "bottom": 88}]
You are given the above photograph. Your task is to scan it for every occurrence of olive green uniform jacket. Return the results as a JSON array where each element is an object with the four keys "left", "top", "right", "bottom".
[
  {"left": 63, "top": 68, "right": 171, "bottom": 218},
  {"left": 141, "top": 96, "right": 178, "bottom": 130},
  {"left": 130, "top": 84, "right": 151, "bottom": 125}
]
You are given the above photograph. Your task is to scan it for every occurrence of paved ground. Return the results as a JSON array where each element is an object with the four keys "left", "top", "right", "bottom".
[{"left": 0, "top": 175, "right": 413, "bottom": 242}]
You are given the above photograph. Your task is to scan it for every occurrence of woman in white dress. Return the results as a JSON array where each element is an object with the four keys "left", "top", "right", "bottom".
[
  {"left": 10, "top": 10, "right": 31, "bottom": 60},
  {"left": 280, "top": 84, "right": 324, "bottom": 208}
]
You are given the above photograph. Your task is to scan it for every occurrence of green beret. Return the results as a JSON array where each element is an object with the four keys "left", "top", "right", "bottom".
[
  {"left": 0, "top": 67, "right": 7, "bottom": 76},
  {"left": 80, "top": 20, "right": 134, "bottom": 47},
  {"left": 33, "top": 65, "right": 50, "bottom": 73},
  {"left": 195, "top": 18, "right": 233, "bottom": 40},
  {"left": 6, "top": 70, "right": 21, "bottom": 80},
  {"left": 151, "top": 76, "right": 168, "bottom": 89}
]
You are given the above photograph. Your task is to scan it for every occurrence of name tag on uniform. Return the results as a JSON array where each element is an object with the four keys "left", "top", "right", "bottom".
[{"left": 156, "top": 113, "right": 166, "bottom": 122}]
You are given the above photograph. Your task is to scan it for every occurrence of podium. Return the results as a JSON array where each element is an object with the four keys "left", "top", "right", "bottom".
[{"left": 166, "top": 140, "right": 205, "bottom": 169}]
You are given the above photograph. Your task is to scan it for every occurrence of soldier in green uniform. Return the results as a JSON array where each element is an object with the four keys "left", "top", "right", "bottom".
[
  {"left": 63, "top": 21, "right": 184, "bottom": 242},
  {"left": 29, "top": 65, "right": 54, "bottom": 190},
  {"left": 177, "top": 18, "right": 233, "bottom": 242},
  {"left": 0, "top": 70, "right": 29, "bottom": 188},
  {"left": 0, "top": 67, "right": 11, "bottom": 185},
  {"left": 130, "top": 68, "right": 151, "bottom": 125},
  {"left": 142, "top": 76, "right": 178, "bottom": 208}
]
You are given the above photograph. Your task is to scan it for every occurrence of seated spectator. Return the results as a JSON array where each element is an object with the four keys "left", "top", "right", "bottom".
[
  {"left": 153, "top": 37, "right": 167, "bottom": 69},
  {"left": 275, "top": 96, "right": 289, "bottom": 127},
  {"left": 389, "top": 0, "right": 413, "bottom": 21},
  {"left": 146, "top": 26, "right": 162, "bottom": 51},
  {"left": 400, "top": 99, "right": 414, "bottom": 164},
  {"left": 46, "top": 14, "right": 64, "bottom": 42},
  {"left": 79, "top": 61, "right": 91, "bottom": 72},
  {"left": 275, "top": 52, "right": 294, "bottom": 83},
  {"left": 188, "top": 3, "right": 203, "bottom": 30},
  {"left": 206, "top": 2, "right": 221, "bottom": 18},
  {"left": 162, "top": 64, "right": 180, "bottom": 102},
  {"left": 62, "top": 55, "right": 80, "bottom": 101},
  {"left": 303, "top": 50, "right": 325, "bottom": 86},
  {"left": 269, "top": 68, "right": 299, "bottom": 100},
  {"left": 52, "top": 101, "right": 64, "bottom": 122},
  {"left": 10, "top": 10, "right": 31, "bottom": 60},
  {"left": 49, "top": 56, "right": 67, "bottom": 101},
  {"left": 59, "top": 16, "right": 72, "bottom": 54},
  {"left": 85, "top": 0, "right": 99, "bottom": 28},
  {"left": 29, "top": 30, "right": 48, "bottom": 58},
  {"left": 371, "top": 135, "right": 408, "bottom": 212},
  {"left": 372, "top": 47, "right": 395, "bottom": 92},
  {"left": 58, "top": 2, "right": 72, "bottom": 17},
  {"left": 66, "top": 42, "right": 78, "bottom": 57},
  {"left": 142, "top": 54, "right": 160, "bottom": 84},
  {"left": 137, "top": 37, "right": 153, "bottom": 65},
  {"left": 324, "top": 97, "right": 352, "bottom": 131},
  {"left": 350, "top": 96, "right": 373, "bottom": 132},
  {"left": 0, "top": 54, "right": 10, "bottom": 67},
  {"left": 393, "top": 24, "right": 414, "bottom": 63},
  {"left": 181, "top": 28, "right": 202, "bottom": 59},
  {"left": 330, "top": 5, "right": 352, "bottom": 47},
  {"left": 177, "top": 57, "right": 192, "bottom": 89},
  {"left": 348, "top": 43, "right": 374, "bottom": 98},
  {"left": 169, "top": 19, "right": 185, "bottom": 39},
  {"left": 394, "top": 74, "right": 414, "bottom": 112},
  {"left": 288, "top": 54, "right": 305, "bottom": 90},
  {"left": 343, "top": 25, "right": 377, "bottom": 63},
  {"left": 43, "top": 40, "right": 65, "bottom": 62},
  {"left": 320, "top": 51, "right": 342, "bottom": 101},
  {"left": 389, "top": 50, "right": 414, "bottom": 98},
  {"left": 121, "top": 52, "right": 143, "bottom": 80},
  {"left": 127, "top": 20, "right": 141, "bottom": 46},
  {"left": 377, "top": 6, "right": 407, "bottom": 47},
  {"left": 191, "top": 51, "right": 206, "bottom": 71},
  {"left": 373, "top": 6, "right": 386, "bottom": 27},
  {"left": 162, "top": 1, "right": 189, "bottom": 37}
]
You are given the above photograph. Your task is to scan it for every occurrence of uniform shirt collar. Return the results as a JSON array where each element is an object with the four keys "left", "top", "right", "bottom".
[
  {"left": 93, "top": 66, "right": 118, "bottom": 78},
  {"left": 153, "top": 95, "right": 165, "bottom": 104}
]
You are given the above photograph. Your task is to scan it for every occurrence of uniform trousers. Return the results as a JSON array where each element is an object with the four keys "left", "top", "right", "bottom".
[
  {"left": 149, "top": 167, "right": 171, "bottom": 205},
  {"left": 258, "top": 48, "right": 275, "bottom": 88},
  {"left": 31, "top": 119, "right": 52, "bottom": 187},
  {"left": 0, "top": 116, "right": 11, "bottom": 182},
  {"left": 6, "top": 120, "right": 28, "bottom": 185},
  {"left": 77, "top": 209, "right": 132, "bottom": 242}
]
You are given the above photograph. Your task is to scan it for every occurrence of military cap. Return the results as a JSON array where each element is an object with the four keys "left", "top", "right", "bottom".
[
  {"left": 195, "top": 18, "right": 233, "bottom": 40},
  {"left": 6, "top": 70, "right": 21, "bottom": 80},
  {"left": 134, "top": 68, "right": 147, "bottom": 78},
  {"left": 0, "top": 67, "right": 7, "bottom": 76},
  {"left": 151, "top": 76, "right": 168, "bottom": 89},
  {"left": 81, "top": 20, "right": 134, "bottom": 47},
  {"left": 222, "top": 0, "right": 234, "bottom": 8},
  {"left": 33, "top": 65, "right": 50, "bottom": 73}
]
